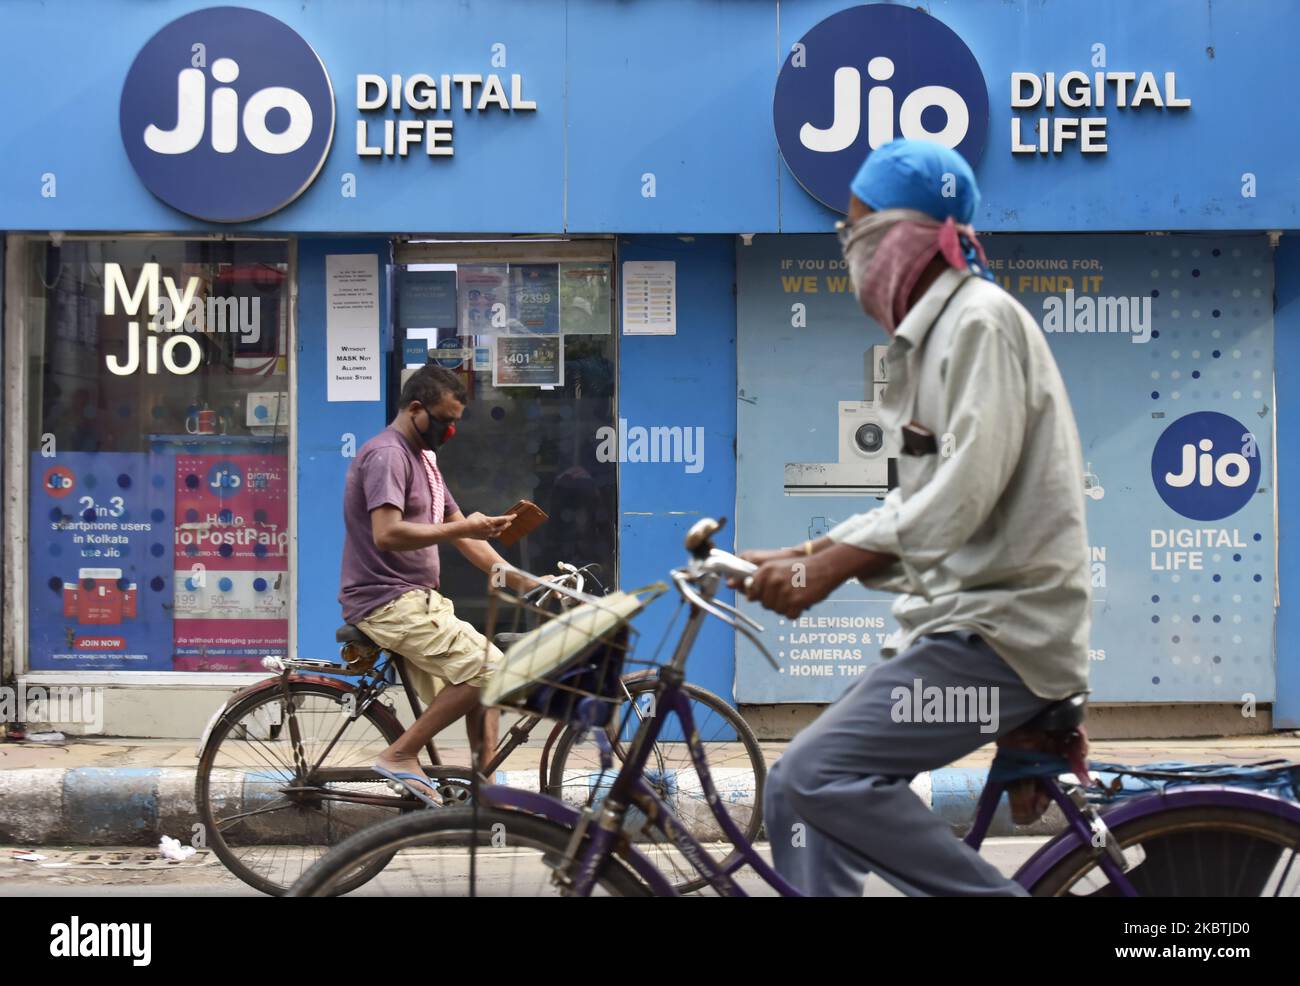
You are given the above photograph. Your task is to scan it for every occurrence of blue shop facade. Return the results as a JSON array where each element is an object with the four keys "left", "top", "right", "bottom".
[{"left": 2, "top": 0, "right": 1298, "bottom": 736}]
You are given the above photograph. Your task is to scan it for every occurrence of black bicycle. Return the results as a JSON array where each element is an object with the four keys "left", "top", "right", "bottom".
[{"left": 194, "top": 562, "right": 765, "bottom": 895}]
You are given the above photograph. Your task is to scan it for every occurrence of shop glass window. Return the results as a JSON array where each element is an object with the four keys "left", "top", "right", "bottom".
[{"left": 21, "top": 238, "right": 291, "bottom": 672}]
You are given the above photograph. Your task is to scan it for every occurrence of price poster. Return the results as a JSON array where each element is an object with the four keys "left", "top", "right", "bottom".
[
  {"left": 493, "top": 335, "right": 564, "bottom": 387},
  {"left": 172, "top": 454, "right": 289, "bottom": 671},
  {"left": 27, "top": 452, "right": 175, "bottom": 671},
  {"left": 508, "top": 264, "right": 560, "bottom": 334}
]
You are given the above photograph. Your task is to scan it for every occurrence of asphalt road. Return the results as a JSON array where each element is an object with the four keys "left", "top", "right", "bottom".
[{"left": 1, "top": 837, "right": 1048, "bottom": 896}]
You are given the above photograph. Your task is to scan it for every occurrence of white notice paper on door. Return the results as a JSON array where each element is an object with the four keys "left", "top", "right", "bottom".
[
  {"left": 621, "top": 260, "right": 676, "bottom": 335},
  {"left": 326, "top": 254, "right": 381, "bottom": 402}
]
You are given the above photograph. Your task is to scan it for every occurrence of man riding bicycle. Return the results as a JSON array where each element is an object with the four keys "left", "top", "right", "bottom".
[
  {"left": 339, "top": 364, "right": 532, "bottom": 802},
  {"left": 740, "top": 139, "right": 1093, "bottom": 896}
]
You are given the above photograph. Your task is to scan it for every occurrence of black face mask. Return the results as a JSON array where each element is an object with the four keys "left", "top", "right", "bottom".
[{"left": 415, "top": 404, "right": 455, "bottom": 451}]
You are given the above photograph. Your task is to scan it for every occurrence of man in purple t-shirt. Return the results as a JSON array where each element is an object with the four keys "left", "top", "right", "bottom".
[{"left": 340, "top": 365, "right": 527, "bottom": 799}]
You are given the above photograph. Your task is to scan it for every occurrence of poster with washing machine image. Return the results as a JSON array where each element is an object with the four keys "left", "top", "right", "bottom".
[{"left": 736, "top": 234, "right": 1275, "bottom": 704}]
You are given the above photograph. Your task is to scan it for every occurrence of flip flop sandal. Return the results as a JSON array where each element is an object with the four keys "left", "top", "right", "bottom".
[{"left": 373, "top": 764, "right": 441, "bottom": 808}]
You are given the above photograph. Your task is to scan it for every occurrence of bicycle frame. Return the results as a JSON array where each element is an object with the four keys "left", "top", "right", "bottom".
[
  {"left": 474, "top": 572, "right": 1300, "bottom": 896},
  {"left": 477, "top": 591, "right": 798, "bottom": 896},
  {"left": 214, "top": 648, "right": 578, "bottom": 804},
  {"left": 966, "top": 766, "right": 1139, "bottom": 895}
]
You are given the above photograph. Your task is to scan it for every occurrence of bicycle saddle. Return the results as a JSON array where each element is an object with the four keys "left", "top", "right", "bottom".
[
  {"left": 493, "top": 631, "right": 529, "bottom": 650},
  {"left": 1019, "top": 692, "right": 1088, "bottom": 733},
  {"left": 335, "top": 624, "right": 377, "bottom": 646}
]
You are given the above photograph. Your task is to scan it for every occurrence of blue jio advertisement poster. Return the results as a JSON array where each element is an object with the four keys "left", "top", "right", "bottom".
[
  {"left": 737, "top": 233, "right": 1275, "bottom": 704},
  {"left": 509, "top": 264, "right": 560, "bottom": 334},
  {"left": 398, "top": 269, "right": 458, "bottom": 329},
  {"left": 28, "top": 451, "right": 176, "bottom": 671}
]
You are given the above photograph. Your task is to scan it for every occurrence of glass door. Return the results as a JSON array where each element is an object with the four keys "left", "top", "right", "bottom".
[{"left": 390, "top": 241, "right": 617, "bottom": 629}]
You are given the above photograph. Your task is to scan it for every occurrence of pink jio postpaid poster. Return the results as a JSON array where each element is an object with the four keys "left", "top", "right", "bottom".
[{"left": 172, "top": 455, "right": 289, "bottom": 671}]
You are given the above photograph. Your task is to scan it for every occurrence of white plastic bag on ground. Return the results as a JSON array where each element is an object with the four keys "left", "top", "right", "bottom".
[{"left": 158, "top": 836, "right": 197, "bottom": 861}]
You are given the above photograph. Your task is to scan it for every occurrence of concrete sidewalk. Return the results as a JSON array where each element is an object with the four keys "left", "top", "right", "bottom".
[{"left": 2, "top": 733, "right": 1298, "bottom": 845}]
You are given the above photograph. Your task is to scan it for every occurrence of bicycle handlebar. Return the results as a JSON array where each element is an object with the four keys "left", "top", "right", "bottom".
[
  {"left": 517, "top": 560, "right": 603, "bottom": 609},
  {"left": 699, "top": 547, "right": 758, "bottom": 581}
]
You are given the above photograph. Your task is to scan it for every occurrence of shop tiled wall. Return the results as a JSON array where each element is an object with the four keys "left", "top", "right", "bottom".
[
  {"left": 295, "top": 238, "right": 392, "bottom": 664},
  {"left": 617, "top": 235, "right": 739, "bottom": 705}
]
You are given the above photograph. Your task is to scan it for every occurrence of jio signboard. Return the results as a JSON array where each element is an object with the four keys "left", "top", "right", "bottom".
[
  {"left": 773, "top": 4, "right": 990, "bottom": 213},
  {"left": 119, "top": 6, "right": 335, "bottom": 222}
]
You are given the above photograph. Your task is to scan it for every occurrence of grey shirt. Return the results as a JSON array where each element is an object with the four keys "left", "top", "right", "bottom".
[{"left": 827, "top": 268, "right": 1092, "bottom": 700}]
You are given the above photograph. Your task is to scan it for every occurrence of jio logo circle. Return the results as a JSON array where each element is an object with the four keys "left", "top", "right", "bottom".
[
  {"left": 1151, "top": 411, "right": 1260, "bottom": 521},
  {"left": 43, "top": 466, "right": 76, "bottom": 499},
  {"left": 773, "top": 4, "right": 989, "bottom": 213},
  {"left": 207, "top": 461, "right": 244, "bottom": 499},
  {"left": 120, "top": 6, "right": 335, "bottom": 222}
]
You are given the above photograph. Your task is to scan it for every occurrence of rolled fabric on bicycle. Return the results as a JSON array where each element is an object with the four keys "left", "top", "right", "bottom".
[{"left": 481, "top": 581, "right": 667, "bottom": 728}]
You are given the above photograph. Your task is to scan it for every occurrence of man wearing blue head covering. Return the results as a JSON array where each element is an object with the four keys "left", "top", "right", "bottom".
[{"left": 738, "top": 139, "right": 1093, "bottom": 896}]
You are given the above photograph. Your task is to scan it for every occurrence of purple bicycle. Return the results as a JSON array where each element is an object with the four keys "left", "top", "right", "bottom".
[{"left": 288, "top": 518, "right": 1300, "bottom": 897}]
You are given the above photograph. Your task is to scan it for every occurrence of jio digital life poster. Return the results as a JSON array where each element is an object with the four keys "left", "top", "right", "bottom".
[
  {"left": 736, "top": 234, "right": 1275, "bottom": 705},
  {"left": 28, "top": 452, "right": 175, "bottom": 671},
  {"left": 172, "top": 454, "right": 289, "bottom": 671}
]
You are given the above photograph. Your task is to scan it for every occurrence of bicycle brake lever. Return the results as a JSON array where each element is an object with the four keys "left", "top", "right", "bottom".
[
  {"left": 672, "top": 571, "right": 780, "bottom": 670},
  {"left": 708, "top": 595, "right": 765, "bottom": 634}
]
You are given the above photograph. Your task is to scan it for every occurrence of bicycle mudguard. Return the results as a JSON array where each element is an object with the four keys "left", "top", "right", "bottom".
[
  {"left": 1012, "top": 785, "right": 1300, "bottom": 891},
  {"left": 217, "top": 672, "right": 349, "bottom": 710},
  {"left": 480, "top": 783, "right": 678, "bottom": 896},
  {"left": 201, "top": 674, "right": 405, "bottom": 748}
]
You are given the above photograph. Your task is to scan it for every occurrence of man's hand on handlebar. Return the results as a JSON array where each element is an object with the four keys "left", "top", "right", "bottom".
[
  {"left": 738, "top": 546, "right": 806, "bottom": 567},
  {"left": 733, "top": 555, "right": 840, "bottom": 620},
  {"left": 728, "top": 542, "right": 899, "bottom": 620}
]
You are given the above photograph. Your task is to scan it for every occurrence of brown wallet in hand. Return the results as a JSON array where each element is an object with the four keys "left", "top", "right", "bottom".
[{"left": 496, "top": 499, "right": 549, "bottom": 546}]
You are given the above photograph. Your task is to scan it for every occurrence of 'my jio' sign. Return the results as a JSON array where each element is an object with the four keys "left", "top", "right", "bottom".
[
  {"left": 773, "top": 4, "right": 989, "bottom": 213},
  {"left": 120, "top": 7, "right": 335, "bottom": 223}
]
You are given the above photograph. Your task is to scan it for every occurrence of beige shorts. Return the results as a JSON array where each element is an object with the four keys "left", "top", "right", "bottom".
[{"left": 356, "top": 588, "right": 502, "bottom": 703}]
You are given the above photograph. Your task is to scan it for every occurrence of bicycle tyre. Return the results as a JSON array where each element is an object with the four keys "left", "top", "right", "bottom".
[
  {"left": 547, "top": 678, "right": 766, "bottom": 894},
  {"left": 1026, "top": 804, "right": 1300, "bottom": 896},
  {"left": 197, "top": 680, "right": 425, "bottom": 896},
  {"left": 286, "top": 806, "right": 650, "bottom": 897}
]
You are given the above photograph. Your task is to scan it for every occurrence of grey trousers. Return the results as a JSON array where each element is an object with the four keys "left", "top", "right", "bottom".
[{"left": 764, "top": 631, "right": 1052, "bottom": 897}]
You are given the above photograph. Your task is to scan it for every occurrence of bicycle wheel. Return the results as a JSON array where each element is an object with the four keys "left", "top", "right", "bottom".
[
  {"left": 196, "top": 680, "right": 467, "bottom": 896},
  {"left": 287, "top": 806, "right": 650, "bottom": 897},
  {"left": 547, "top": 677, "right": 767, "bottom": 894},
  {"left": 1027, "top": 804, "right": 1300, "bottom": 896}
]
